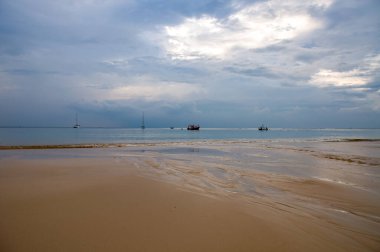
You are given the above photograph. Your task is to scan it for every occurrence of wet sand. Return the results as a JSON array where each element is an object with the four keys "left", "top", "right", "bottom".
[{"left": 0, "top": 140, "right": 379, "bottom": 251}]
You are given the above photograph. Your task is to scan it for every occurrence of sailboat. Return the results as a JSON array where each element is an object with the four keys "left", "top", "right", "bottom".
[
  {"left": 141, "top": 112, "right": 145, "bottom": 129},
  {"left": 73, "top": 113, "right": 80, "bottom": 128}
]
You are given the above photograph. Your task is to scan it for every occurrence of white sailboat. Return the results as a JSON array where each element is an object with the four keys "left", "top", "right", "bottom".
[
  {"left": 141, "top": 112, "right": 145, "bottom": 129},
  {"left": 73, "top": 113, "right": 80, "bottom": 128}
]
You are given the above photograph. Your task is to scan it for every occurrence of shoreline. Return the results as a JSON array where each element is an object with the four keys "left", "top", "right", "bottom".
[
  {"left": 1, "top": 141, "right": 379, "bottom": 251},
  {"left": 0, "top": 137, "right": 379, "bottom": 150}
]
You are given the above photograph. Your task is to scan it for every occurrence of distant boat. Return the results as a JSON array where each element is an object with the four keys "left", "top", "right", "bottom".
[
  {"left": 187, "top": 124, "right": 200, "bottom": 130},
  {"left": 170, "top": 127, "right": 174, "bottom": 129},
  {"left": 73, "top": 113, "right": 80, "bottom": 128},
  {"left": 258, "top": 124, "right": 268, "bottom": 131},
  {"left": 141, "top": 112, "right": 145, "bottom": 129}
]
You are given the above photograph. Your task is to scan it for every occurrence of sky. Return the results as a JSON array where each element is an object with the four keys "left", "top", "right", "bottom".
[{"left": 0, "top": 0, "right": 379, "bottom": 128}]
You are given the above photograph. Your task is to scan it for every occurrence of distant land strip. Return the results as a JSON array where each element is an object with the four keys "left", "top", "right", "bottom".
[
  {"left": 0, "top": 144, "right": 125, "bottom": 150},
  {"left": 0, "top": 142, "right": 184, "bottom": 150},
  {"left": 325, "top": 138, "right": 380, "bottom": 142}
]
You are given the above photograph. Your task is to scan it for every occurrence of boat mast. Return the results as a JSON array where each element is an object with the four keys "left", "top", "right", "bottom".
[
  {"left": 141, "top": 112, "right": 145, "bottom": 129},
  {"left": 73, "top": 113, "right": 80, "bottom": 128}
]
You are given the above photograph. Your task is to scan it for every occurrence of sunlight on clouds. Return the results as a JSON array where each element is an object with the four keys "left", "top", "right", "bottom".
[
  {"left": 109, "top": 82, "right": 205, "bottom": 102},
  {"left": 85, "top": 74, "right": 205, "bottom": 102},
  {"left": 228, "top": 13, "right": 320, "bottom": 47},
  {"left": 230, "top": 0, "right": 333, "bottom": 9},
  {"left": 163, "top": 0, "right": 332, "bottom": 60},
  {"left": 165, "top": 16, "right": 227, "bottom": 60},
  {"left": 310, "top": 54, "right": 380, "bottom": 87},
  {"left": 309, "top": 69, "right": 370, "bottom": 87}
]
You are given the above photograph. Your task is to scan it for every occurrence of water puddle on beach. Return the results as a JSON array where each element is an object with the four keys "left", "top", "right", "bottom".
[
  {"left": 157, "top": 147, "right": 226, "bottom": 156},
  {"left": 125, "top": 147, "right": 226, "bottom": 156},
  {"left": 118, "top": 140, "right": 380, "bottom": 248}
]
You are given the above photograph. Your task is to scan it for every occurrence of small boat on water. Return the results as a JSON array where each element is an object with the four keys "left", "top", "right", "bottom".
[
  {"left": 187, "top": 124, "right": 200, "bottom": 130},
  {"left": 73, "top": 113, "right": 80, "bottom": 128},
  {"left": 141, "top": 112, "right": 145, "bottom": 129},
  {"left": 170, "top": 127, "right": 174, "bottom": 129},
  {"left": 258, "top": 124, "right": 268, "bottom": 131}
]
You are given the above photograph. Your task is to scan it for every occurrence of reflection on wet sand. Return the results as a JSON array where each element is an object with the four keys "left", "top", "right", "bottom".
[
  {"left": 123, "top": 140, "right": 380, "bottom": 250},
  {"left": 0, "top": 140, "right": 379, "bottom": 251}
]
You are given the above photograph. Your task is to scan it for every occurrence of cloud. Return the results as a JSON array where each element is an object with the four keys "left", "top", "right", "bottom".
[
  {"left": 224, "top": 66, "right": 280, "bottom": 79},
  {"left": 367, "top": 90, "right": 380, "bottom": 111},
  {"left": 162, "top": 0, "right": 332, "bottom": 60},
  {"left": 102, "top": 58, "right": 129, "bottom": 69},
  {"left": 0, "top": 72, "right": 16, "bottom": 93},
  {"left": 309, "top": 54, "right": 380, "bottom": 87},
  {"left": 81, "top": 73, "right": 205, "bottom": 102},
  {"left": 108, "top": 81, "right": 205, "bottom": 102},
  {"left": 1, "top": 0, "right": 380, "bottom": 128},
  {"left": 309, "top": 69, "right": 370, "bottom": 87}
]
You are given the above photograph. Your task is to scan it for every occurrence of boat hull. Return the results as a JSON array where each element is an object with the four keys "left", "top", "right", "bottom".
[{"left": 187, "top": 124, "right": 200, "bottom": 130}]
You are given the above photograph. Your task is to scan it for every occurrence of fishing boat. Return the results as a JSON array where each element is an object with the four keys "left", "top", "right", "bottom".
[
  {"left": 187, "top": 124, "right": 200, "bottom": 130},
  {"left": 258, "top": 124, "right": 268, "bottom": 131},
  {"left": 73, "top": 113, "right": 80, "bottom": 128}
]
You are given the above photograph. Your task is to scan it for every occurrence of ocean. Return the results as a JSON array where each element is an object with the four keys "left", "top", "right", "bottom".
[{"left": 0, "top": 127, "right": 379, "bottom": 146}]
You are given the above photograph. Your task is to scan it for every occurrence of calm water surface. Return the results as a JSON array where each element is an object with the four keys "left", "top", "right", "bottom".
[{"left": 0, "top": 128, "right": 379, "bottom": 146}]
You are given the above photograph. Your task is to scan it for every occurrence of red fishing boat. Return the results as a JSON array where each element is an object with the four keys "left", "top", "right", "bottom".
[{"left": 187, "top": 124, "right": 200, "bottom": 130}]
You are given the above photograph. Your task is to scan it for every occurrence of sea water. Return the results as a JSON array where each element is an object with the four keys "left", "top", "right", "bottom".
[{"left": 0, "top": 127, "right": 379, "bottom": 146}]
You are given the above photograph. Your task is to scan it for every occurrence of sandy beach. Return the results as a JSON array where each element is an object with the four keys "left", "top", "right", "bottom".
[{"left": 0, "top": 140, "right": 379, "bottom": 251}]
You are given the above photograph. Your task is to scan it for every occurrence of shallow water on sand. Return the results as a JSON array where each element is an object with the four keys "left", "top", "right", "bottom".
[
  {"left": 128, "top": 141, "right": 380, "bottom": 250},
  {"left": 1, "top": 140, "right": 379, "bottom": 250}
]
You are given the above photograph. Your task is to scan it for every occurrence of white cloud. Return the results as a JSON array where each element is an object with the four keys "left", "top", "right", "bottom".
[
  {"left": 102, "top": 58, "right": 129, "bottom": 69},
  {"left": 309, "top": 69, "right": 370, "bottom": 87},
  {"left": 165, "top": 16, "right": 226, "bottom": 60},
  {"left": 309, "top": 54, "right": 380, "bottom": 87},
  {"left": 105, "top": 78, "right": 205, "bottom": 102},
  {"left": 162, "top": 0, "right": 332, "bottom": 60},
  {"left": 72, "top": 73, "right": 205, "bottom": 102},
  {"left": 367, "top": 90, "right": 380, "bottom": 111}
]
